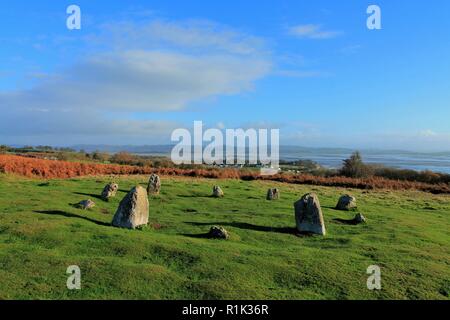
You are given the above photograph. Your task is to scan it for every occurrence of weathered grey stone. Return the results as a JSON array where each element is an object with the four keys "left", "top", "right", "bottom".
[
  {"left": 294, "top": 193, "right": 326, "bottom": 235},
  {"left": 112, "top": 186, "right": 149, "bottom": 229},
  {"left": 267, "top": 188, "right": 280, "bottom": 200},
  {"left": 75, "top": 199, "right": 95, "bottom": 210},
  {"left": 147, "top": 174, "right": 161, "bottom": 195},
  {"left": 336, "top": 194, "right": 357, "bottom": 211},
  {"left": 101, "top": 182, "right": 119, "bottom": 201},
  {"left": 208, "top": 226, "right": 229, "bottom": 239},
  {"left": 354, "top": 213, "right": 366, "bottom": 224},
  {"left": 212, "top": 186, "right": 224, "bottom": 198}
]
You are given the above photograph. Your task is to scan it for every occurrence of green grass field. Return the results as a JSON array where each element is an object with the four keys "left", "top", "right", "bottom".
[{"left": 0, "top": 174, "right": 449, "bottom": 300}]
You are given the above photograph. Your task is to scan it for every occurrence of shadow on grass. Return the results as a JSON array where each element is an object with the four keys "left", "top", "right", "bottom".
[
  {"left": 184, "top": 208, "right": 198, "bottom": 213},
  {"left": 73, "top": 192, "right": 103, "bottom": 201},
  {"left": 185, "top": 221, "right": 301, "bottom": 236},
  {"left": 37, "top": 182, "right": 51, "bottom": 187},
  {"left": 181, "top": 232, "right": 210, "bottom": 239},
  {"left": 332, "top": 218, "right": 359, "bottom": 225},
  {"left": 323, "top": 206, "right": 358, "bottom": 212},
  {"left": 34, "top": 210, "right": 111, "bottom": 227}
]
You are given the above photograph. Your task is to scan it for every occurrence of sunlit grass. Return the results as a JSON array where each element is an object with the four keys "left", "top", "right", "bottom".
[{"left": 0, "top": 174, "right": 449, "bottom": 299}]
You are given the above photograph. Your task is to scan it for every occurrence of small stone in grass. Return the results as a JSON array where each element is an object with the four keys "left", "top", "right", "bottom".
[
  {"left": 208, "top": 226, "right": 229, "bottom": 239},
  {"left": 76, "top": 199, "right": 95, "bottom": 210}
]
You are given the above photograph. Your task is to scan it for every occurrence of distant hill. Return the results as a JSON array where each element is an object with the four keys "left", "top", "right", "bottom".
[{"left": 71, "top": 144, "right": 175, "bottom": 155}]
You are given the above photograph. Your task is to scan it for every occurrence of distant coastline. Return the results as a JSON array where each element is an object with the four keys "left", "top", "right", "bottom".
[{"left": 69, "top": 145, "right": 450, "bottom": 174}]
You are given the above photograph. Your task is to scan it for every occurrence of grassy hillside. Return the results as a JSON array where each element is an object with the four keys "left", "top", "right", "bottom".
[{"left": 0, "top": 174, "right": 449, "bottom": 300}]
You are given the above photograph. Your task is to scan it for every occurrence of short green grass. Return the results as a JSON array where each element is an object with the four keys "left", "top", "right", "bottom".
[{"left": 0, "top": 174, "right": 449, "bottom": 300}]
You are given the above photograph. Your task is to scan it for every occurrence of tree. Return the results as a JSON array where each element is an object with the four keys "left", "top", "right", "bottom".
[
  {"left": 91, "top": 151, "right": 110, "bottom": 162},
  {"left": 340, "top": 151, "right": 373, "bottom": 178},
  {"left": 110, "top": 152, "right": 134, "bottom": 165}
]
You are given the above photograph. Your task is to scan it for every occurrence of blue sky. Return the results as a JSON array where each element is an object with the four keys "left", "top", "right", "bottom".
[{"left": 1, "top": 0, "right": 450, "bottom": 151}]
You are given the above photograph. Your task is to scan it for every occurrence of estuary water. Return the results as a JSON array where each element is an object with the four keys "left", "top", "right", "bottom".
[{"left": 279, "top": 147, "right": 450, "bottom": 174}]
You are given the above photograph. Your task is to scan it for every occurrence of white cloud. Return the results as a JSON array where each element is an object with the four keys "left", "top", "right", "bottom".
[
  {"left": 418, "top": 129, "right": 438, "bottom": 137},
  {"left": 0, "top": 103, "right": 181, "bottom": 145},
  {"left": 0, "top": 50, "right": 270, "bottom": 112},
  {"left": 288, "top": 24, "right": 342, "bottom": 39},
  {"left": 88, "top": 19, "right": 268, "bottom": 55},
  {"left": 275, "top": 125, "right": 450, "bottom": 152},
  {"left": 0, "top": 19, "right": 272, "bottom": 144},
  {"left": 216, "top": 122, "right": 226, "bottom": 130}
]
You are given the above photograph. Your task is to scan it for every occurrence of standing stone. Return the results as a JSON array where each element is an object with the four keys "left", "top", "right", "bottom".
[
  {"left": 294, "top": 193, "right": 326, "bottom": 235},
  {"left": 267, "top": 188, "right": 280, "bottom": 200},
  {"left": 101, "top": 182, "right": 119, "bottom": 201},
  {"left": 112, "top": 186, "right": 149, "bottom": 229},
  {"left": 147, "top": 174, "right": 161, "bottom": 195},
  {"left": 75, "top": 199, "right": 95, "bottom": 210},
  {"left": 208, "top": 226, "right": 229, "bottom": 240},
  {"left": 212, "top": 186, "right": 224, "bottom": 198},
  {"left": 336, "top": 194, "right": 357, "bottom": 211}
]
